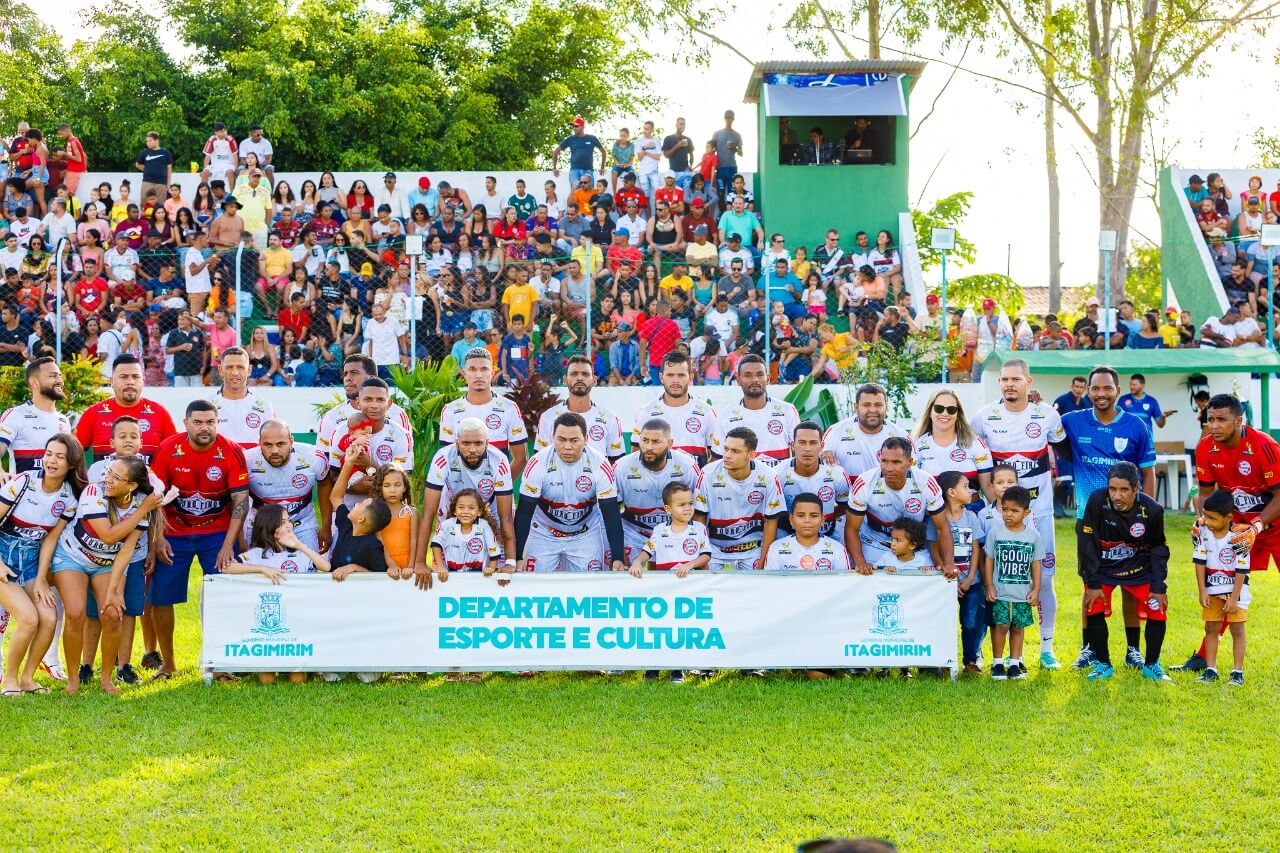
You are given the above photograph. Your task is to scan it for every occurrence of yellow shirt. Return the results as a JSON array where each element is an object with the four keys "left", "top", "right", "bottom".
[
  {"left": 236, "top": 182, "right": 272, "bottom": 232},
  {"left": 570, "top": 244, "right": 603, "bottom": 274},
  {"left": 661, "top": 273, "right": 693, "bottom": 296},
  {"left": 1159, "top": 321, "right": 1180, "bottom": 348},
  {"left": 502, "top": 283, "right": 540, "bottom": 323},
  {"left": 792, "top": 259, "right": 811, "bottom": 281},
  {"left": 685, "top": 241, "right": 718, "bottom": 267},
  {"left": 109, "top": 202, "right": 130, "bottom": 228},
  {"left": 263, "top": 245, "right": 292, "bottom": 278},
  {"left": 821, "top": 332, "right": 856, "bottom": 370}
]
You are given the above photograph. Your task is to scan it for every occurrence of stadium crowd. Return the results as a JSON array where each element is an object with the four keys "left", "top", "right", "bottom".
[
  {"left": 0, "top": 120, "right": 1256, "bottom": 391},
  {"left": 0, "top": 345, "right": 1265, "bottom": 693}
]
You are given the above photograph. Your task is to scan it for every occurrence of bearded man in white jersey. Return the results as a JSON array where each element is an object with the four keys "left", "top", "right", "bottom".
[
  {"left": 631, "top": 351, "right": 716, "bottom": 465},
  {"left": 212, "top": 347, "right": 277, "bottom": 449},
  {"left": 515, "top": 412, "right": 626, "bottom": 572},
  {"left": 413, "top": 418, "right": 516, "bottom": 589},
  {"left": 245, "top": 419, "right": 327, "bottom": 552},
  {"left": 846, "top": 436, "right": 954, "bottom": 575},
  {"left": 822, "top": 382, "right": 910, "bottom": 480},
  {"left": 694, "top": 427, "right": 784, "bottom": 571},
  {"left": 536, "top": 355, "right": 624, "bottom": 463},
  {"left": 777, "top": 421, "right": 849, "bottom": 541},
  {"left": 710, "top": 355, "right": 799, "bottom": 465},
  {"left": 615, "top": 418, "right": 700, "bottom": 564},
  {"left": 969, "top": 357, "right": 1067, "bottom": 670},
  {"left": 440, "top": 348, "right": 528, "bottom": 475}
]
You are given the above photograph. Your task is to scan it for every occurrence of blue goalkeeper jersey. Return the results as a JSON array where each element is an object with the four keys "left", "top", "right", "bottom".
[{"left": 1061, "top": 408, "right": 1156, "bottom": 519}]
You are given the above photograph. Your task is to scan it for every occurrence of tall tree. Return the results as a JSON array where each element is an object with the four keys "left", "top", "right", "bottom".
[{"left": 0, "top": 0, "right": 72, "bottom": 128}]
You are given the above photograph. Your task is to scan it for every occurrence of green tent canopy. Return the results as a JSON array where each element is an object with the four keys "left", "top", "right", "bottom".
[{"left": 983, "top": 348, "right": 1280, "bottom": 375}]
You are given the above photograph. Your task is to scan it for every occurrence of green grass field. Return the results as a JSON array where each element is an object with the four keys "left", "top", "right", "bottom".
[{"left": 3, "top": 515, "right": 1279, "bottom": 851}]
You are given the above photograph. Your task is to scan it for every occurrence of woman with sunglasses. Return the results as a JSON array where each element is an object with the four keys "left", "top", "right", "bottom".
[{"left": 912, "top": 389, "right": 991, "bottom": 512}]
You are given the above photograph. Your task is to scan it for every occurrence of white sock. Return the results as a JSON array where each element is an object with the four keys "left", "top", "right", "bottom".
[
  {"left": 42, "top": 595, "right": 63, "bottom": 668},
  {"left": 1039, "top": 567, "right": 1057, "bottom": 654},
  {"left": 0, "top": 604, "right": 7, "bottom": 672},
  {"left": 1009, "top": 657, "right": 1022, "bottom": 666}
]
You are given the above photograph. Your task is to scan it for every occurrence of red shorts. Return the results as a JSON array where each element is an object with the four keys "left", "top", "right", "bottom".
[
  {"left": 1251, "top": 525, "right": 1280, "bottom": 572},
  {"left": 1086, "top": 583, "right": 1167, "bottom": 622}
]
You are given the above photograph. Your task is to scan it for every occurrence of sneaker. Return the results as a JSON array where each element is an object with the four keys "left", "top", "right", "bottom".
[
  {"left": 320, "top": 672, "right": 344, "bottom": 682},
  {"left": 38, "top": 661, "right": 67, "bottom": 682},
  {"left": 1229, "top": 670, "right": 1244, "bottom": 686},
  {"left": 1009, "top": 661, "right": 1029, "bottom": 680},
  {"left": 669, "top": 670, "right": 685, "bottom": 684},
  {"left": 643, "top": 670, "right": 660, "bottom": 681},
  {"left": 1071, "top": 646, "right": 1096, "bottom": 669},
  {"left": 77, "top": 663, "right": 93, "bottom": 684},
  {"left": 1195, "top": 668, "right": 1219, "bottom": 684},
  {"left": 355, "top": 672, "right": 382, "bottom": 683},
  {"left": 1140, "top": 662, "right": 1172, "bottom": 683},
  {"left": 140, "top": 651, "right": 163, "bottom": 671},
  {"left": 1172, "top": 652, "right": 1207, "bottom": 673},
  {"left": 962, "top": 662, "right": 983, "bottom": 676},
  {"left": 1086, "top": 662, "right": 1115, "bottom": 681},
  {"left": 990, "top": 662, "right": 1007, "bottom": 681},
  {"left": 1125, "top": 646, "right": 1145, "bottom": 669},
  {"left": 115, "top": 664, "right": 141, "bottom": 686},
  {"left": 1038, "top": 652, "right": 1061, "bottom": 670},
  {"left": 746, "top": 669, "right": 769, "bottom": 678}
]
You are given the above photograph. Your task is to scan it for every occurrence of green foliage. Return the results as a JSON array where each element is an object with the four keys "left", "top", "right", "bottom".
[
  {"left": 310, "top": 391, "right": 348, "bottom": 421},
  {"left": 941, "top": 273, "right": 1025, "bottom": 316},
  {"left": 385, "top": 357, "right": 465, "bottom": 496},
  {"left": 841, "top": 338, "right": 954, "bottom": 421},
  {"left": 912, "top": 192, "right": 977, "bottom": 273},
  {"left": 502, "top": 372, "right": 560, "bottom": 442},
  {"left": 0, "top": 356, "right": 109, "bottom": 418},
  {"left": 0, "top": 0, "right": 72, "bottom": 127},
  {"left": 1125, "top": 242, "right": 1163, "bottom": 312}
]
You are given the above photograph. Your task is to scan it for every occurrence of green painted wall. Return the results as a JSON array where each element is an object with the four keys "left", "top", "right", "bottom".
[
  {"left": 1159, "top": 166, "right": 1225, "bottom": 324},
  {"left": 754, "top": 78, "right": 913, "bottom": 250}
]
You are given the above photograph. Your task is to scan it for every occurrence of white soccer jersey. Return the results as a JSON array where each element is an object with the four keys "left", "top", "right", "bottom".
[
  {"left": 710, "top": 398, "right": 800, "bottom": 464},
  {"left": 1194, "top": 528, "right": 1252, "bottom": 604},
  {"left": 631, "top": 396, "right": 717, "bottom": 460},
  {"left": 614, "top": 449, "right": 700, "bottom": 542},
  {"left": 85, "top": 457, "right": 164, "bottom": 553},
  {"left": 762, "top": 535, "right": 852, "bottom": 572},
  {"left": 0, "top": 403, "right": 71, "bottom": 473},
  {"left": 0, "top": 472, "right": 76, "bottom": 542},
  {"left": 431, "top": 517, "right": 500, "bottom": 572},
  {"left": 642, "top": 521, "right": 711, "bottom": 570},
  {"left": 440, "top": 393, "right": 528, "bottom": 454},
  {"left": 519, "top": 446, "right": 617, "bottom": 535},
  {"left": 848, "top": 467, "right": 944, "bottom": 552},
  {"left": 203, "top": 133, "right": 238, "bottom": 164},
  {"left": 776, "top": 460, "right": 851, "bottom": 540},
  {"left": 914, "top": 433, "right": 992, "bottom": 490},
  {"left": 212, "top": 390, "right": 277, "bottom": 449},
  {"left": 329, "top": 420, "right": 412, "bottom": 510},
  {"left": 694, "top": 459, "right": 785, "bottom": 560},
  {"left": 238, "top": 546, "right": 317, "bottom": 574},
  {"left": 822, "top": 417, "right": 910, "bottom": 480},
  {"left": 245, "top": 444, "right": 327, "bottom": 537},
  {"left": 969, "top": 401, "right": 1065, "bottom": 517},
  {"left": 316, "top": 400, "right": 411, "bottom": 460},
  {"left": 57, "top": 484, "right": 150, "bottom": 570},
  {"left": 536, "top": 401, "right": 624, "bottom": 459}
]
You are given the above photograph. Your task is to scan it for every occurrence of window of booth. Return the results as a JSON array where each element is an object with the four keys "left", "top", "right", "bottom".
[{"left": 778, "top": 116, "right": 895, "bottom": 166}]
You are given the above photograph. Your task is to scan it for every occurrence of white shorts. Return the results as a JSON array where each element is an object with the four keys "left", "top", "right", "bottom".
[
  {"left": 523, "top": 523, "right": 607, "bottom": 573},
  {"left": 622, "top": 529, "right": 649, "bottom": 566},
  {"left": 1035, "top": 514, "right": 1057, "bottom": 576},
  {"left": 709, "top": 555, "right": 759, "bottom": 572},
  {"left": 859, "top": 540, "right": 894, "bottom": 568}
]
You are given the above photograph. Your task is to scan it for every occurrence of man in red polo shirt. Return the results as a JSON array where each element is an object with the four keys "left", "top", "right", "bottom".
[
  {"left": 149, "top": 399, "right": 249, "bottom": 679},
  {"left": 638, "top": 300, "right": 682, "bottom": 387},
  {"left": 1173, "top": 392, "right": 1280, "bottom": 672},
  {"left": 75, "top": 353, "right": 177, "bottom": 462}
]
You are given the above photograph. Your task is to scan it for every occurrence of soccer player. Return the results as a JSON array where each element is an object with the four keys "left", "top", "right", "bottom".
[
  {"left": 1193, "top": 489, "right": 1250, "bottom": 685},
  {"left": 150, "top": 400, "right": 249, "bottom": 680},
  {"left": 0, "top": 357, "right": 72, "bottom": 475},
  {"left": 776, "top": 421, "right": 849, "bottom": 541},
  {"left": 414, "top": 418, "right": 516, "bottom": 589},
  {"left": 515, "top": 412, "right": 625, "bottom": 572},
  {"left": 1059, "top": 366, "right": 1156, "bottom": 670},
  {"left": 440, "top": 348, "right": 528, "bottom": 475},
  {"left": 245, "top": 419, "right": 327, "bottom": 552},
  {"left": 327, "top": 378, "right": 411, "bottom": 514},
  {"left": 211, "top": 346, "right": 277, "bottom": 449},
  {"left": 631, "top": 351, "right": 716, "bottom": 465},
  {"left": 982, "top": 485, "right": 1043, "bottom": 680},
  {"left": 615, "top": 418, "right": 700, "bottom": 565},
  {"left": 763, "top": 492, "right": 852, "bottom": 572},
  {"left": 1117, "top": 372, "right": 1173, "bottom": 435},
  {"left": 535, "top": 355, "right": 624, "bottom": 463},
  {"left": 822, "top": 382, "right": 909, "bottom": 480},
  {"left": 970, "top": 358, "right": 1066, "bottom": 669},
  {"left": 1076, "top": 462, "right": 1171, "bottom": 682},
  {"left": 1173, "top": 393, "right": 1280, "bottom": 672},
  {"left": 710, "top": 355, "right": 799, "bottom": 464},
  {"left": 845, "top": 437, "right": 953, "bottom": 576},
  {"left": 694, "top": 427, "right": 784, "bottom": 571},
  {"left": 74, "top": 354, "right": 177, "bottom": 462}
]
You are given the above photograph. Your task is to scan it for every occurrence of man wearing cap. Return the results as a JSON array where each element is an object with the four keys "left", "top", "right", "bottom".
[
  {"left": 103, "top": 233, "right": 140, "bottom": 285},
  {"left": 208, "top": 195, "right": 245, "bottom": 256},
  {"left": 718, "top": 234, "right": 754, "bottom": 277},
  {"left": 409, "top": 176, "right": 439, "bottom": 217},
  {"left": 551, "top": 117, "right": 606, "bottom": 188},
  {"left": 614, "top": 171, "right": 648, "bottom": 213},
  {"left": 608, "top": 322, "right": 640, "bottom": 385},
  {"left": 374, "top": 172, "right": 408, "bottom": 219},
  {"left": 606, "top": 229, "right": 642, "bottom": 276},
  {"left": 1237, "top": 195, "right": 1265, "bottom": 251},
  {"left": 1184, "top": 174, "right": 1209, "bottom": 207},
  {"left": 655, "top": 173, "right": 686, "bottom": 215},
  {"left": 682, "top": 197, "right": 719, "bottom": 244},
  {"left": 686, "top": 222, "right": 718, "bottom": 268},
  {"left": 238, "top": 169, "right": 272, "bottom": 249},
  {"left": 662, "top": 117, "right": 694, "bottom": 190}
]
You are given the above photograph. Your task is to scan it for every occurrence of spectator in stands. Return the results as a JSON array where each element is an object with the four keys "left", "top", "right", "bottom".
[
  {"left": 718, "top": 233, "right": 754, "bottom": 277},
  {"left": 801, "top": 126, "right": 837, "bottom": 165},
  {"left": 1184, "top": 174, "right": 1208, "bottom": 206},
  {"left": 1207, "top": 173, "right": 1232, "bottom": 217},
  {"left": 869, "top": 230, "right": 903, "bottom": 296},
  {"left": 1131, "top": 311, "right": 1165, "bottom": 348},
  {"left": 765, "top": 257, "right": 806, "bottom": 321},
  {"left": 1208, "top": 236, "right": 1235, "bottom": 282},
  {"left": 1200, "top": 305, "right": 1239, "bottom": 347},
  {"left": 1238, "top": 196, "right": 1265, "bottom": 251},
  {"left": 1035, "top": 317, "right": 1073, "bottom": 350},
  {"left": 1195, "top": 197, "right": 1229, "bottom": 239},
  {"left": 876, "top": 306, "right": 915, "bottom": 351},
  {"left": 1233, "top": 301, "right": 1265, "bottom": 348},
  {"left": 617, "top": 199, "right": 647, "bottom": 248},
  {"left": 1222, "top": 261, "right": 1258, "bottom": 311},
  {"left": 717, "top": 196, "right": 762, "bottom": 254}
]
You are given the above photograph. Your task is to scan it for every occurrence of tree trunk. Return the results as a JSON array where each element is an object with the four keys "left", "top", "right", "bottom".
[
  {"left": 868, "top": 0, "right": 881, "bottom": 58},
  {"left": 1043, "top": 0, "right": 1061, "bottom": 312}
]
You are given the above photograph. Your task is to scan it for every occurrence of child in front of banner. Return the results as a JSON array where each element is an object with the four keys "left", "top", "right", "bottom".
[
  {"left": 1194, "top": 489, "right": 1251, "bottom": 685},
  {"left": 982, "top": 485, "right": 1043, "bottom": 681},
  {"left": 630, "top": 482, "right": 710, "bottom": 684},
  {"left": 929, "top": 470, "right": 987, "bottom": 675},
  {"left": 761, "top": 492, "right": 851, "bottom": 573},
  {"left": 884, "top": 519, "right": 931, "bottom": 573},
  {"left": 225, "top": 504, "right": 331, "bottom": 684},
  {"left": 431, "top": 489, "right": 501, "bottom": 576}
]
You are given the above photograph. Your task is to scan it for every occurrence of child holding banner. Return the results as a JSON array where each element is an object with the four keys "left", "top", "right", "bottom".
[
  {"left": 884, "top": 519, "right": 931, "bottom": 573},
  {"left": 431, "top": 489, "right": 501, "bottom": 576},
  {"left": 762, "top": 492, "right": 850, "bottom": 573}
]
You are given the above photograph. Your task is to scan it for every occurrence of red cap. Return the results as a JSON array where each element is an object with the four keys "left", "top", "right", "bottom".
[
  {"left": 1166, "top": 306, "right": 1179, "bottom": 316},
  {"left": 572, "top": 116, "right": 585, "bottom": 127},
  {"left": 926, "top": 293, "right": 939, "bottom": 304},
  {"left": 690, "top": 198, "right": 706, "bottom": 207},
  {"left": 982, "top": 298, "right": 996, "bottom": 310},
  {"left": 418, "top": 176, "right": 431, "bottom": 190}
]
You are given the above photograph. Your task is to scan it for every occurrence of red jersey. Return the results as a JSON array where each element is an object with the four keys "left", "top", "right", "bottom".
[
  {"left": 272, "top": 219, "right": 303, "bottom": 249},
  {"left": 1195, "top": 426, "right": 1280, "bottom": 524},
  {"left": 655, "top": 187, "right": 685, "bottom": 209},
  {"left": 75, "top": 278, "right": 110, "bottom": 315},
  {"left": 75, "top": 397, "right": 178, "bottom": 462},
  {"left": 615, "top": 187, "right": 648, "bottom": 211},
  {"left": 151, "top": 433, "right": 249, "bottom": 535},
  {"left": 64, "top": 135, "right": 87, "bottom": 173},
  {"left": 638, "top": 316, "right": 682, "bottom": 368}
]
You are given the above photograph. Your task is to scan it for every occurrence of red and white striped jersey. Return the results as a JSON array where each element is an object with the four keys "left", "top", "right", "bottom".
[
  {"left": 822, "top": 417, "right": 910, "bottom": 480},
  {"left": 631, "top": 396, "right": 716, "bottom": 460},
  {"left": 0, "top": 403, "right": 71, "bottom": 473},
  {"left": 848, "top": 467, "right": 943, "bottom": 551},
  {"left": 440, "top": 393, "right": 527, "bottom": 454},
  {"left": 431, "top": 517, "right": 500, "bottom": 572},
  {"left": 614, "top": 449, "right": 700, "bottom": 540},
  {"left": 519, "top": 446, "right": 617, "bottom": 535},
  {"left": 536, "top": 401, "right": 624, "bottom": 459},
  {"left": 710, "top": 398, "right": 800, "bottom": 464},
  {"left": 0, "top": 471, "right": 76, "bottom": 542},
  {"left": 694, "top": 459, "right": 784, "bottom": 559},
  {"left": 969, "top": 400, "right": 1064, "bottom": 517},
  {"left": 762, "top": 535, "right": 852, "bottom": 572},
  {"left": 245, "top": 443, "right": 328, "bottom": 537},
  {"left": 212, "top": 390, "right": 277, "bottom": 449},
  {"left": 317, "top": 400, "right": 412, "bottom": 461},
  {"left": 642, "top": 520, "right": 711, "bottom": 570}
]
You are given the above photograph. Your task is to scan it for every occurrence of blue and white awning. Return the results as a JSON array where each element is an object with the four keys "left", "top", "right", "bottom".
[{"left": 761, "top": 72, "right": 906, "bottom": 117}]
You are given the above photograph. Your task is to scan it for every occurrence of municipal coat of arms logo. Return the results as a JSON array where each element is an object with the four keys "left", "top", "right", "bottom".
[
  {"left": 870, "top": 592, "right": 906, "bottom": 636},
  {"left": 252, "top": 592, "right": 288, "bottom": 635}
]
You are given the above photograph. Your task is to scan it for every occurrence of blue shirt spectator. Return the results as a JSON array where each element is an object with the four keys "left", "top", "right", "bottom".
[
  {"left": 451, "top": 331, "right": 484, "bottom": 365},
  {"left": 609, "top": 332, "right": 640, "bottom": 381},
  {"left": 1117, "top": 381, "right": 1166, "bottom": 434},
  {"left": 408, "top": 178, "right": 439, "bottom": 217}
]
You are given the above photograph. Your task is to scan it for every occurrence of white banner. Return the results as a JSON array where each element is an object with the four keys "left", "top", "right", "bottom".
[{"left": 200, "top": 573, "right": 958, "bottom": 671}]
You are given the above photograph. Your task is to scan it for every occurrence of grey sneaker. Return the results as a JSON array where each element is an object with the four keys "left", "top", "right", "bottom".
[
  {"left": 115, "top": 664, "right": 141, "bottom": 686},
  {"left": 1195, "top": 668, "right": 1219, "bottom": 684},
  {"left": 1229, "top": 670, "right": 1244, "bottom": 686}
]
